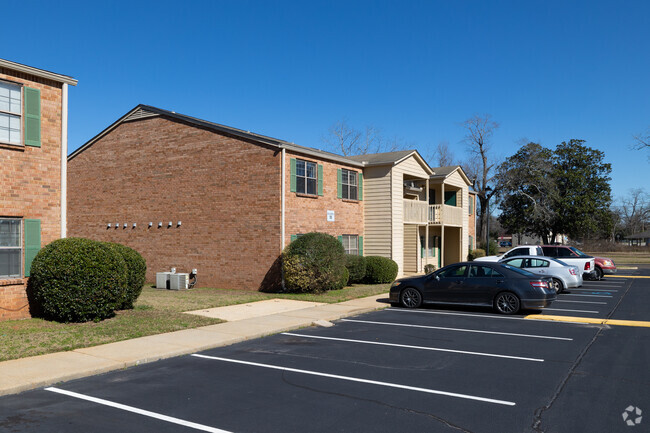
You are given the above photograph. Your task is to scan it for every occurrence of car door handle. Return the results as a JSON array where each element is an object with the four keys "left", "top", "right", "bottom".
[{"left": 496, "top": 280, "right": 504, "bottom": 284}]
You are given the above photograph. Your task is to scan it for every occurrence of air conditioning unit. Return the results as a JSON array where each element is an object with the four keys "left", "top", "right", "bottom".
[
  {"left": 156, "top": 272, "right": 173, "bottom": 289},
  {"left": 169, "top": 273, "right": 189, "bottom": 291}
]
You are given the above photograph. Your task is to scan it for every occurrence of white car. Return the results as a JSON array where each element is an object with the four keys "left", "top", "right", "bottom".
[
  {"left": 499, "top": 256, "right": 583, "bottom": 293},
  {"left": 475, "top": 245, "right": 544, "bottom": 262}
]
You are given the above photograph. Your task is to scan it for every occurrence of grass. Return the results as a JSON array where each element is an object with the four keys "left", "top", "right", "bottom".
[
  {"left": 585, "top": 252, "right": 650, "bottom": 265},
  {"left": 0, "top": 283, "right": 390, "bottom": 362}
]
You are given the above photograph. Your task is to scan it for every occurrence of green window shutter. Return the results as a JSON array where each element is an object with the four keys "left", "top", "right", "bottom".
[
  {"left": 420, "top": 235, "right": 424, "bottom": 258},
  {"left": 338, "top": 235, "right": 343, "bottom": 244},
  {"left": 444, "top": 191, "right": 457, "bottom": 206},
  {"left": 358, "top": 172, "right": 363, "bottom": 200},
  {"left": 469, "top": 196, "right": 473, "bottom": 214},
  {"left": 290, "top": 159, "right": 297, "bottom": 192},
  {"left": 24, "top": 87, "right": 41, "bottom": 148},
  {"left": 359, "top": 236, "right": 363, "bottom": 256},
  {"left": 290, "top": 234, "right": 297, "bottom": 243},
  {"left": 317, "top": 164, "right": 323, "bottom": 196},
  {"left": 24, "top": 219, "right": 41, "bottom": 277},
  {"left": 337, "top": 169, "right": 342, "bottom": 199}
]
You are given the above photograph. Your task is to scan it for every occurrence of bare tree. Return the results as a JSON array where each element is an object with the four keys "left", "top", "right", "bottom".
[
  {"left": 431, "top": 140, "right": 455, "bottom": 167},
  {"left": 633, "top": 128, "right": 650, "bottom": 154},
  {"left": 618, "top": 188, "right": 650, "bottom": 234},
  {"left": 461, "top": 114, "right": 500, "bottom": 242},
  {"left": 322, "top": 119, "right": 406, "bottom": 156}
]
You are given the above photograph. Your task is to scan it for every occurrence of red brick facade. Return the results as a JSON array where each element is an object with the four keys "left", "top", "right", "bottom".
[
  {"left": 284, "top": 151, "right": 364, "bottom": 246},
  {"left": 0, "top": 65, "right": 69, "bottom": 321},
  {"left": 67, "top": 116, "right": 283, "bottom": 290}
]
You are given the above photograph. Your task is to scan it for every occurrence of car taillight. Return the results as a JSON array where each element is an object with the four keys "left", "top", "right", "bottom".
[
  {"left": 530, "top": 281, "right": 548, "bottom": 290},
  {"left": 584, "top": 262, "right": 590, "bottom": 270},
  {"left": 569, "top": 268, "right": 577, "bottom": 275}
]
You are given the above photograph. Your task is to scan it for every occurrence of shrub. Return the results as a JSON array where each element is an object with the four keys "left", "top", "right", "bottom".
[
  {"left": 424, "top": 264, "right": 436, "bottom": 274},
  {"left": 334, "top": 267, "right": 350, "bottom": 290},
  {"left": 282, "top": 232, "right": 347, "bottom": 293},
  {"left": 364, "top": 256, "right": 399, "bottom": 284},
  {"left": 29, "top": 238, "right": 128, "bottom": 322},
  {"left": 104, "top": 242, "right": 147, "bottom": 309},
  {"left": 468, "top": 248, "right": 486, "bottom": 261},
  {"left": 345, "top": 255, "right": 367, "bottom": 284}
]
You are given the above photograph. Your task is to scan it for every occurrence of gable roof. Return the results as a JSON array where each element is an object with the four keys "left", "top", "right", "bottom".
[
  {"left": 429, "top": 165, "right": 472, "bottom": 185},
  {"left": 68, "top": 105, "right": 363, "bottom": 167},
  {"left": 347, "top": 150, "right": 434, "bottom": 175},
  {"left": 0, "top": 58, "right": 77, "bottom": 86}
]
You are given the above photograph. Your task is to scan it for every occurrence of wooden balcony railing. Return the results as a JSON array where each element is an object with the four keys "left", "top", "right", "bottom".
[{"left": 403, "top": 200, "right": 464, "bottom": 226}]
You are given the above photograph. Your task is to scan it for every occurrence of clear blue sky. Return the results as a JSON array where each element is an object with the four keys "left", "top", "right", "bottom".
[{"left": 3, "top": 0, "right": 648, "bottom": 202}]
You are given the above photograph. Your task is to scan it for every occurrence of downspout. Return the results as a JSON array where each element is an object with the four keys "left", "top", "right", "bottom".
[
  {"left": 60, "top": 83, "right": 68, "bottom": 239},
  {"left": 281, "top": 148, "right": 286, "bottom": 290}
]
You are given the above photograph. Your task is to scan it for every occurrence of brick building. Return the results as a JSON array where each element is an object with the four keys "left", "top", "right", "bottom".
[
  {"left": 0, "top": 59, "right": 77, "bottom": 320},
  {"left": 67, "top": 105, "right": 474, "bottom": 291}
]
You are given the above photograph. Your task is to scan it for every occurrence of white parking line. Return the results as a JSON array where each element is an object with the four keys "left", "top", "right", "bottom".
[
  {"left": 570, "top": 288, "right": 618, "bottom": 292},
  {"left": 191, "top": 354, "right": 516, "bottom": 406},
  {"left": 45, "top": 387, "right": 231, "bottom": 433},
  {"left": 281, "top": 332, "right": 544, "bottom": 362},
  {"left": 560, "top": 294, "right": 613, "bottom": 298},
  {"left": 555, "top": 300, "right": 608, "bottom": 305},
  {"left": 340, "top": 319, "right": 572, "bottom": 340},
  {"left": 387, "top": 309, "right": 530, "bottom": 321},
  {"left": 543, "top": 308, "right": 599, "bottom": 314}
]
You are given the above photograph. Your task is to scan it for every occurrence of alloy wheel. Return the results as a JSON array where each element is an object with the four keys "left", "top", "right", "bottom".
[
  {"left": 495, "top": 292, "right": 520, "bottom": 314},
  {"left": 400, "top": 288, "right": 422, "bottom": 308}
]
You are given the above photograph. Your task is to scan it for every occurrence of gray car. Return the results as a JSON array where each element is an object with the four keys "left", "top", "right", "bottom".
[{"left": 500, "top": 256, "right": 582, "bottom": 293}]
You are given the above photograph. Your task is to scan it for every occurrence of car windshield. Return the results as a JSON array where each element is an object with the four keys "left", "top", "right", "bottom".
[
  {"left": 500, "top": 263, "right": 535, "bottom": 276},
  {"left": 569, "top": 247, "right": 590, "bottom": 257}
]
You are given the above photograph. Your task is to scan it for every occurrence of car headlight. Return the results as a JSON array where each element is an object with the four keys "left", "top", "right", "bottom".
[
  {"left": 603, "top": 260, "right": 612, "bottom": 266},
  {"left": 391, "top": 281, "right": 402, "bottom": 287}
]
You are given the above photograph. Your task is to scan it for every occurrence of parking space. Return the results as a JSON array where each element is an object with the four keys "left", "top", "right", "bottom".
[{"left": 1, "top": 271, "right": 648, "bottom": 432}]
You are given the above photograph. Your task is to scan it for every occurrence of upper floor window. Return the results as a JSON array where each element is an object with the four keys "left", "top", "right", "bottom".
[
  {"left": 341, "top": 169, "right": 358, "bottom": 200},
  {"left": 0, "top": 218, "right": 22, "bottom": 279},
  {"left": 296, "top": 159, "right": 317, "bottom": 195},
  {"left": 0, "top": 81, "right": 22, "bottom": 145}
]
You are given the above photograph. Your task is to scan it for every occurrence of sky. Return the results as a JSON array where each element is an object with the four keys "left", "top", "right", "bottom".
[{"left": 2, "top": 0, "right": 648, "bottom": 203}]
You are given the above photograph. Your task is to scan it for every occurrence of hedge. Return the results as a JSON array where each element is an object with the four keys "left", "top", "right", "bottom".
[
  {"left": 103, "top": 242, "right": 147, "bottom": 309},
  {"left": 364, "top": 256, "right": 399, "bottom": 284}
]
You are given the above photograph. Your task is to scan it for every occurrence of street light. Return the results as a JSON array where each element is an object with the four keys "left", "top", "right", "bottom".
[{"left": 485, "top": 186, "right": 492, "bottom": 253}]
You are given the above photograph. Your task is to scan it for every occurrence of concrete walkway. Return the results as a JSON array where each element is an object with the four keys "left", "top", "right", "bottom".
[{"left": 0, "top": 294, "right": 390, "bottom": 397}]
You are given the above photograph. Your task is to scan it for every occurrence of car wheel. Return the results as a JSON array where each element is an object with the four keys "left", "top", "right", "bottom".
[
  {"left": 400, "top": 287, "right": 423, "bottom": 309},
  {"left": 594, "top": 267, "right": 603, "bottom": 280},
  {"left": 494, "top": 292, "right": 521, "bottom": 315},
  {"left": 551, "top": 278, "right": 564, "bottom": 294}
]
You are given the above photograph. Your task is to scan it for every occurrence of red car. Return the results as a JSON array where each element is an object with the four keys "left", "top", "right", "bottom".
[{"left": 594, "top": 256, "right": 617, "bottom": 279}]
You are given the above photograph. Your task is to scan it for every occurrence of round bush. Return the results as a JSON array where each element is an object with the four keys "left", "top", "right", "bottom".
[
  {"left": 334, "top": 267, "right": 350, "bottom": 290},
  {"left": 30, "top": 238, "right": 128, "bottom": 322},
  {"left": 282, "top": 232, "right": 347, "bottom": 293},
  {"left": 364, "top": 256, "right": 399, "bottom": 284},
  {"left": 104, "top": 242, "right": 147, "bottom": 309},
  {"left": 468, "top": 248, "right": 486, "bottom": 261},
  {"left": 424, "top": 264, "right": 436, "bottom": 274},
  {"left": 345, "top": 255, "right": 367, "bottom": 284}
]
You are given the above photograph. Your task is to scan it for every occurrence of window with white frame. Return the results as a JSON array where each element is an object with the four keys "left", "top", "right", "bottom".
[
  {"left": 342, "top": 235, "right": 359, "bottom": 255},
  {"left": 341, "top": 169, "right": 358, "bottom": 200},
  {"left": 0, "top": 219, "right": 22, "bottom": 279},
  {"left": 296, "top": 159, "right": 317, "bottom": 195},
  {"left": 0, "top": 81, "right": 22, "bottom": 145}
]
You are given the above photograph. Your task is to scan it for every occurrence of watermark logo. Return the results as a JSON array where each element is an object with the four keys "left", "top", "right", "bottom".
[{"left": 622, "top": 406, "right": 642, "bottom": 427}]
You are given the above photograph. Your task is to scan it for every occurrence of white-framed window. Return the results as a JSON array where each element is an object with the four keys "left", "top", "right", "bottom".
[
  {"left": 296, "top": 159, "right": 317, "bottom": 195},
  {"left": 341, "top": 169, "right": 358, "bottom": 200},
  {"left": 0, "top": 218, "right": 22, "bottom": 279},
  {"left": 342, "top": 234, "right": 359, "bottom": 255},
  {"left": 0, "top": 80, "right": 22, "bottom": 145}
]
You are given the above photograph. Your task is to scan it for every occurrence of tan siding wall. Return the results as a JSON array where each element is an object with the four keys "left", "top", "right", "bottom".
[
  {"left": 444, "top": 171, "right": 469, "bottom": 261},
  {"left": 403, "top": 225, "right": 418, "bottom": 274},
  {"left": 362, "top": 165, "right": 392, "bottom": 257}
]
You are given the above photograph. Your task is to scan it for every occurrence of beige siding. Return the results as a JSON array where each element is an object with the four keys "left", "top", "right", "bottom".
[
  {"left": 444, "top": 171, "right": 470, "bottom": 261},
  {"left": 403, "top": 225, "right": 418, "bottom": 274},
  {"left": 362, "top": 166, "right": 392, "bottom": 257}
]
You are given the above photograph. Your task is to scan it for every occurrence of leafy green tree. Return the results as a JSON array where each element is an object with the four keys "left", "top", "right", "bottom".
[{"left": 551, "top": 139, "right": 613, "bottom": 240}]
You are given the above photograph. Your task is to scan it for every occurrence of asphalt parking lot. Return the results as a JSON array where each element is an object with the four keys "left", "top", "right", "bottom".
[{"left": 1, "top": 267, "right": 648, "bottom": 432}]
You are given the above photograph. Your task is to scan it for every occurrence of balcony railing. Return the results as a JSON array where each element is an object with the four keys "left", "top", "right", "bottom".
[{"left": 403, "top": 200, "right": 463, "bottom": 226}]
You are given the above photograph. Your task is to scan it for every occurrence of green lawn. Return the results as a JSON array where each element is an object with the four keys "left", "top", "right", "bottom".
[{"left": 0, "top": 283, "right": 390, "bottom": 362}]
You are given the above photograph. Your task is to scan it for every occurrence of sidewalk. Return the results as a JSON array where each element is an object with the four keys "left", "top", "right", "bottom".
[{"left": 0, "top": 294, "right": 390, "bottom": 397}]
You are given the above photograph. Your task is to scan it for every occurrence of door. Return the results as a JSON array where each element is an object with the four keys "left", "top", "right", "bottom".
[
  {"left": 464, "top": 264, "right": 503, "bottom": 304},
  {"left": 425, "top": 264, "right": 468, "bottom": 302}
]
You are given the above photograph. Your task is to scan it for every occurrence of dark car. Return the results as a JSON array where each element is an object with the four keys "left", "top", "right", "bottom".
[{"left": 389, "top": 261, "right": 556, "bottom": 314}]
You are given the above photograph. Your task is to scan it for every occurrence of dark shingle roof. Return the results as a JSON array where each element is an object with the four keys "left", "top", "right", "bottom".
[{"left": 346, "top": 150, "right": 417, "bottom": 165}]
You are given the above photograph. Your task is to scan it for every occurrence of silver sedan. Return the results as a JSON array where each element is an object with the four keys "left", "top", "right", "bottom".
[{"left": 499, "top": 256, "right": 583, "bottom": 293}]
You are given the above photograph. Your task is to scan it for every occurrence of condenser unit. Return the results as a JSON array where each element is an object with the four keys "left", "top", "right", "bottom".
[
  {"left": 169, "top": 273, "right": 189, "bottom": 291},
  {"left": 156, "top": 272, "right": 173, "bottom": 289}
]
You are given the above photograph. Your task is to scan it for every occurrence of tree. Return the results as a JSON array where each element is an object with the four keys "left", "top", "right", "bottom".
[
  {"left": 551, "top": 139, "right": 613, "bottom": 241},
  {"left": 616, "top": 188, "right": 650, "bottom": 235},
  {"left": 461, "top": 114, "right": 500, "bottom": 241},
  {"left": 496, "top": 143, "right": 558, "bottom": 243},
  {"left": 633, "top": 128, "right": 650, "bottom": 151},
  {"left": 322, "top": 119, "right": 404, "bottom": 156},
  {"left": 431, "top": 140, "right": 455, "bottom": 167}
]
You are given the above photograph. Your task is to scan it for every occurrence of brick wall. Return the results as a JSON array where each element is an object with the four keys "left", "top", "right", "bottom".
[
  {"left": 0, "top": 68, "right": 63, "bottom": 321},
  {"left": 284, "top": 152, "right": 364, "bottom": 247},
  {"left": 67, "top": 116, "right": 282, "bottom": 290},
  {"left": 0, "top": 280, "right": 30, "bottom": 320}
]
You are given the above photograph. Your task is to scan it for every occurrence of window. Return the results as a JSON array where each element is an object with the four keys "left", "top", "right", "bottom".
[
  {"left": 438, "top": 264, "right": 467, "bottom": 278},
  {"left": 341, "top": 169, "right": 358, "bottom": 200},
  {"left": 0, "top": 81, "right": 22, "bottom": 145},
  {"left": 503, "top": 247, "right": 527, "bottom": 259},
  {"left": 505, "top": 258, "right": 525, "bottom": 268},
  {"left": 469, "top": 265, "right": 503, "bottom": 278},
  {"left": 0, "top": 219, "right": 21, "bottom": 279},
  {"left": 342, "top": 235, "right": 359, "bottom": 255},
  {"left": 296, "top": 159, "right": 317, "bottom": 195},
  {"left": 469, "top": 196, "right": 473, "bottom": 214},
  {"left": 529, "top": 259, "right": 549, "bottom": 268}
]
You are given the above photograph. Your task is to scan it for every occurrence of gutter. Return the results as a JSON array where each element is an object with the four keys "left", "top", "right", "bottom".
[{"left": 61, "top": 83, "right": 68, "bottom": 238}]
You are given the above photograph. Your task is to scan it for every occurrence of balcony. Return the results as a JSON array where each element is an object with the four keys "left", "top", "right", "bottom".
[{"left": 403, "top": 200, "right": 463, "bottom": 226}]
